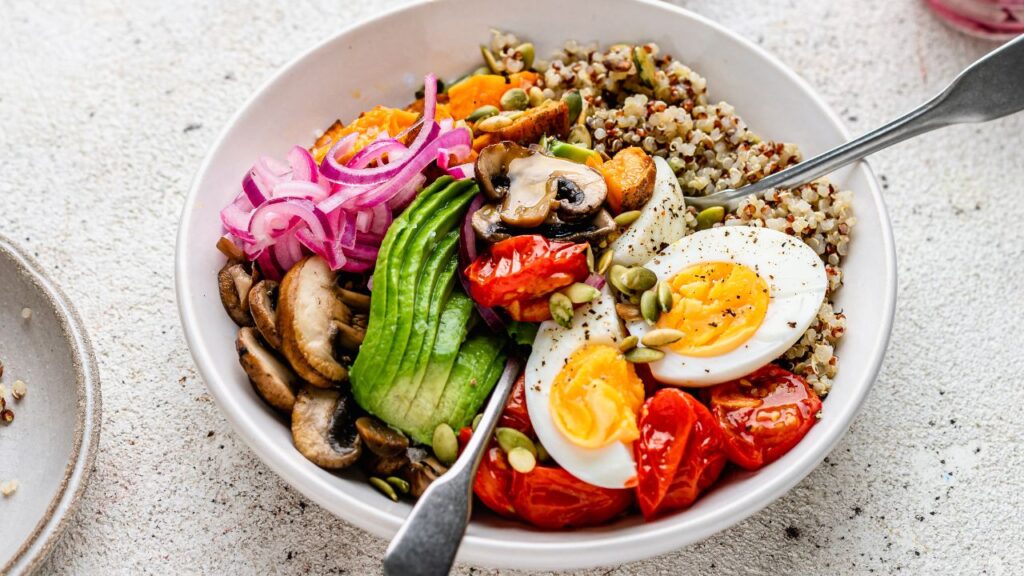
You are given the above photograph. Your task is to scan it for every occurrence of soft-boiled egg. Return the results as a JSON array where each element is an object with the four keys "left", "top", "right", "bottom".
[
  {"left": 627, "top": 226, "right": 827, "bottom": 386},
  {"left": 609, "top": 156, "right": 688, "bottom": 266},
  {"left": 525, "top": 286, "right": 642, "bottom": 489}
]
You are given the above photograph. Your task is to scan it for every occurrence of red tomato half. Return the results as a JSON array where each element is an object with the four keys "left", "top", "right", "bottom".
[
  {"left": 510, "top": 464, "right": 634, "bottom": 530},
  {"left": 464, "top": 235, "right": 589, "bottom": 309},
  {"left": 658, "top": 395, "right": 727, "bottom": 514},
  {"left": 634, "top": 389, "right": 695, "bottom": 517},
  {"left": 473, "top": 444, "right": 517, "bottom": 518},
  {"left": 708, "top": 364, "right": 823, "bottom": 470},
  {"left": 498, "top": 373, "right": 534, "bottom": 437}
]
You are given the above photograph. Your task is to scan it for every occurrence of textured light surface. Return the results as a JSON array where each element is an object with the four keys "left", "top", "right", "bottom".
[{"left": 1, "top": 0, "right": 1021, "bottom": 573}]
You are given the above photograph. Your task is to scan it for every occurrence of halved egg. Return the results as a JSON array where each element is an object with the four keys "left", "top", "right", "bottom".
[
  {"left": 609, "top": 156, "right": 688, "bottom": 266},
  {"left": 627, "top": 226, "right": 827, "bottom": 386},
  {"left": 525, "top": 287, "right": 642, "bottom": 489}
]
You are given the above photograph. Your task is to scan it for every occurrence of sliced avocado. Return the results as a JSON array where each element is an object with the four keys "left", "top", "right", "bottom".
[
  {"left": 434, "top": 331, "right": 506, "bottom": 435},
  {"left": 402, "top": 288, "right": 475, "bottom": 434}
]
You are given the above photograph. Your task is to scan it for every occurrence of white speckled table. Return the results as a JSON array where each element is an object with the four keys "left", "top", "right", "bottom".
[{"left": 3, "top": 0, "right": 1022, "bottom": 573}]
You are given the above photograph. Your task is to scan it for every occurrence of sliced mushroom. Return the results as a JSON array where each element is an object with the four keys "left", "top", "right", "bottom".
[
  {"left": 248, "top": 280, "right": 281, "bottom": 351},
  {"left": 236, "top": 327, "right": 298, "bottom": 413},
  {"left": 472, "top": 203, "right": 617, "bottom": 244},
  {"left": 278, "top": 256, "right": 361, "bottom": 387},
  {"left": 362, "top": 451, "right": 410, "bottom": 477},
  {"left": 549, "top": 169, "right": 607, "bottom": 222},
  {"left": 405, "top": 455, "right": 448, "bottom": 498},
  {"left": 218, "top": 262, "right": 254, "bottom": 327},
  {"left": 356, "top": 416, "right": 409, "bottom": 458},
  {"left": 291, "top": 387, "right": 361, "bottom": 469},
  {"left": 336, "top": 287, "right": 371, "bottom": 312},
  {"left": 474, "top": 141, "right": 533, "bottom": 200}
]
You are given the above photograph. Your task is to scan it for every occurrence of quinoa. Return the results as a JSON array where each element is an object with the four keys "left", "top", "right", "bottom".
[{"left": 490, "top": 31, "right": 855, "bottom": 395}]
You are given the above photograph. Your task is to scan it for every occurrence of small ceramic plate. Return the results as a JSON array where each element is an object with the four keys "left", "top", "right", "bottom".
[{"left": 0, "top": 235, "right": 101, "bottom": 576}]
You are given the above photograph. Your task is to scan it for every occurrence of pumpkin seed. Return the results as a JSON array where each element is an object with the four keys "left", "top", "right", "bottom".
[
  {"left": 586, "top": 244, "right": 595, "bottom": 273},
  {"left": 632, "top": 45, "right": 657, "bottom": 88},
  {"left": 623, "top": 266, "right": 657, "bottom": 292},
  {"left": 432, "top": 423, "right": 459, "bottom": 466},
  {"left": 369, "top": 476, "right": 399, "bottom": 501},
  {"left": 549, "top": 292, "right": 574, "bottom": 328},
  {"left": 619, "top": 335, "right": 639, "bottom": 352},
  {"left": 562, "top": 282, "right": 599, "bottom": 304},
  {"left": 696, "top": 206, "right": 726, "bottom": 230},
  {"left": 624, "top": 346, "right": 665, "bottom": 364},
  {"left": 641, "top": 289, "right": 660, "bottom": 325},
  {"left": 641, "top": 328, "right": 685, "bottom": 347},
  {"left": 475, "top": 114, "right": 513, "bottom": 133},
  {"left": 550, "top": 140, "right": 598, "bottom": 164},
  {"left": 596, "top": 249, "right": 615, "bottom": 276},
  {"left": 528, "top": 86, "right": 545, "bottom": 107},
  {"left": 562, "top": 90, "right": 583, "bottom": 124},
  {"left": 535, "top": 441, "right": 550, "bottom": 462},
  {"left": 472, "top": 413, "right": 483, "bottom": 431},
  {"left": 613, "top": 210, "right": 642, "bottom": 228},
  {"left": 500, "top": 88, "right": 529, "bottom": 111},
  {"left": 657, "top": 281, "right": 674, "bottom": 312},
  {"left": 507, "top": 447, "right": 537, "bottom": 474},
  {"left": 615, "top": 302, "right": 642, "bottom": 322},
  {"left": 386, "top": 476, "right": 410, "bottom": 495},
  {"left": 515, "top": 42, "right": 535, "bottom": 70},
  {"left": 608, "top": 264, "right": 631, "bottom": 295},
  {"left": 567, "top": 125, "right": 592, "bottom": 148},
  {"left": 466, "top": 105, "right": 499, "bottom": 122},
  {"left": 480, "top": 45, "right": 500, "bottom": 73},
  {"left": 496, "top": 427, "right": 537, "bottom": 457},
  {"left": 472, "top": 65, "right": 490, "bottom": 76}
]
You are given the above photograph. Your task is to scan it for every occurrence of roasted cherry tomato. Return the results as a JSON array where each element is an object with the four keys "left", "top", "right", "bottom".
[
  {"left": 498, "top": 373, "right": 534, "bottom": 436},
  {"left": 464, "top": 235, "right": 589, "bottom": 310},
  {"left": 510, "top": 463, "right": 634, "bottom": 529},
  {"left": 708, "top": 364, "right": 822, "bottom": 470},
  {"left": 634, "top": 389, "right": 695, "bottom": 517},
  {"left": 503, "top": 295, "right": 555, "bottom": 322},
  {"left": 474, "top": 443, "right": 517, "bottom": 518},
  {"left": 658, "top": 395, "right": 727, "bottom": 514}
]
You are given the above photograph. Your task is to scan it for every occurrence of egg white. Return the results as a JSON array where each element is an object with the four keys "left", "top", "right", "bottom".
[
  {"left": 627, "top": 226, "right": 827, "bottom": 387},
  {"left": 610, "top": 156, "right": 688, "bottom": 266},
  {"left": 525, "top": 286, "right": 638, "bottom": 489}
]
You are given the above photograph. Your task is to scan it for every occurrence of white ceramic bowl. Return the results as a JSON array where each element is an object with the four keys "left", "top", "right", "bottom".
[{"left": 176, "top": 0, "right": 896, "bottom": 570}]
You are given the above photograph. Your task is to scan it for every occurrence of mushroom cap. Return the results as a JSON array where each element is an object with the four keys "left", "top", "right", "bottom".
[
  {"left": 278, "top": 256, "right": 353, "bottom": 386},
  {"left": 218, "top": 262, "right": 254, "bottom": 327},
  {"left": 355, "top": 416, "right": 410, "bottom": 458},
  {"left": 472, "top": 204, "right": 617, "bottom": 244},
  {"left": 249, "top": 280, "right": 282, "bottom": 351},
  {"left": 236, "top": 327, "right": 298, "bottom": 413},
  {"left": 405, "top": 455, "right": 448, "bottom": 498},
  {"left": 474, "top": 141, "right": 533, "bottom": 200},
  {"left": 291, "top": 387, "right": 362, "bottom": 469}
]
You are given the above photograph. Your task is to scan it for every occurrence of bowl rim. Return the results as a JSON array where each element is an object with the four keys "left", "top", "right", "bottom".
[
  {"left": 0, "top": 234, "right": 103, "bottom": 576},
  {"left": 175, "top": 0, "right": 897, "bottom": 568}
]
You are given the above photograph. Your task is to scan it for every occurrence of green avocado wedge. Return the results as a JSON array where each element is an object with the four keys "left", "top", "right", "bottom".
[{"left": 350, "top": 178, "right": 508, "bottom": 446}]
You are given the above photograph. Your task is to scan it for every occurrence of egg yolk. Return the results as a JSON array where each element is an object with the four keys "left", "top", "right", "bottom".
[
  {"left": 549, "top": 344, "right": 645, "bottom": 449},
  {"left": 657, "top": 261, "right": 770, "bottom": 357}
]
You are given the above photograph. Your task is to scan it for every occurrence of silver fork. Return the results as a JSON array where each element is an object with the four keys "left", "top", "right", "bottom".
[{"left": 685, "top": 34, "right": 1024, "bottom": 211}]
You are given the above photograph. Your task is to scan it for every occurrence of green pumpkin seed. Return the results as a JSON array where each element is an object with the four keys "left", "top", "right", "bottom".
[
  {"left": 480, "top": 45, "right": 500, "bottom": 73},
  {"left": 696, "top": 206, "right": 726, "bottom": 230},
  {"left": 615, "top": 302, "right": 642, "bottom": 322},
  {"left": 515, "top": 42, "right": 535, "bottom": 70},
  {"left": 632, "top": 45, "right": 657, "bottom": 88},
  {"left": 496, "top": 427, "right": 537, "bottom": 457},
  {"left": 472, "top": 65, "right": 491, "bottom": 76},
  {"left": 619, "top": 335, "right": 639, "bottom": 352},
  {"left": 614, "top": 210, "right": 642, "bottom": 228},
  {"left": 550, "top": 140, "right": 598, "bottom": 164},
  {"left": 549, "top": 292, "right": 574, "bottom": 328},
  {"left": 657, "top": 281, "right": 674, "bottom": 312},
  {"left": 432, "top": 423, "right": 459, "bottom": 466},
  {"left": 623, "top": 266, "right": 657, "bottom": 292},
  {"left": 386, "top": 476, "right": 410, "bottom": 495},
  {"left": 507, "top": 447, "right": 537, "bottom": 474},
  {"left": 466, "top": 105, "right": 499, "bottom": 122},
  {"left": 528, "top": 86, "right": 545, "bottom": 107},
  {"left": 535, "top": 441, "right": 550, "bottom": 462},
  {"left": 641, "top": 289, "right": 660, "bottom": 325},
  {"left": 562, "top": 282, "right": 600, "bottom": 304},
  {"left": 562, "top": 91, "right": 583, "bottom": 124},
  {"left": 472, "top": 413, "right": 483, "bottom": 431},
  {"left": 624, "top": 346, "right": 665, "bottom": 364},
  {"left": 597, "top": 249, "right": 615, "bottom": 275},
  {"left": 567, "top": 125, "right": 592, "bottom": 148},
  {"left": 369, "top": 477, "right": 399, "bottom": 501},
  {"left": 586, "top": 244, "right": 595, "bottom": 273},
  {"left": 641, "top": 328, "right": 685, "bottom": 347},
  {"left": 608, "top": 264, "right": 631, "bottom": 295},
  {"left": 500, "top": 88, "right": 529, "bottom": 111},
  {"left": 475, "top": 114, "right": 513, "bottom": 133}
]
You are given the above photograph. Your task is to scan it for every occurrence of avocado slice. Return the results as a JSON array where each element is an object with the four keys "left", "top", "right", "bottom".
[{"left": 433, "top": 331, "right": 506, "bottom": 434}]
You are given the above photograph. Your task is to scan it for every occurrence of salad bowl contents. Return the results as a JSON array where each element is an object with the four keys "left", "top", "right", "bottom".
[
  {"left": 215, "top": 28, "right": 849, "bottom": 525},
  {"left": 177, "top": 0, "right": 895, "bottom": 569}
]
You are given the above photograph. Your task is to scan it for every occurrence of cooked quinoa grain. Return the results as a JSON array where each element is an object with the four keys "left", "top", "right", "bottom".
[{"left": 492, "top": 32, "right": 853, "bottom": 395}]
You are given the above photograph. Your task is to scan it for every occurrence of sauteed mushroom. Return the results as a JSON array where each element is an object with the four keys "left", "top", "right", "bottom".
[
  {"left": 236, "top": 327, "right": 299, "bottom": 413},
  {"left": 218, "top": 262, "right": 254, "bottom": 327},
  {"left": 405, "top": 455, "right": 448, "bottom": 498},
  {"left": 291, "top": 387, "right": 362, "bottom": 469},
  {"left": 472, "top": 203, "right": 617, "bottom": 244},
  {"left": 248, "top": 280, "right": 281, "bottom": 351}
]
